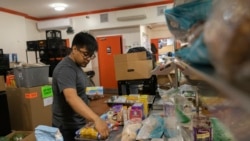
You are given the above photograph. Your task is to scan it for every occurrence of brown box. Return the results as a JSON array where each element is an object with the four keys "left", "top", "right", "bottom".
[
  {"left": 0, "top": 75, "right": 5, "bottom": 91},
  {"left": 6, "top": 86, "right": 52, "bottom": 130},
  {"left": 6, "top": 131, "right": 35, "bottom": 141},
  {"left": 114, "top": 52, "right": 153, "bottom": 80}
]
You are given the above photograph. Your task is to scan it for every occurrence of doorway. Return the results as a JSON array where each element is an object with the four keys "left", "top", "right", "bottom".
[{"left": 96, "top": 35, "right": 122, "bottom": 89}]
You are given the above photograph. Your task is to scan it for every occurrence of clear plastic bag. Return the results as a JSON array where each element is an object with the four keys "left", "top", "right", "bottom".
[
  {"left": 203, "top": 0, "right": 250, "bottom": 92},
  {"left": 136, "top": 115, "right": 164, "bottom": 140},
  {"left": 121, "top": 122, "right": 142, "bottom": 141}
]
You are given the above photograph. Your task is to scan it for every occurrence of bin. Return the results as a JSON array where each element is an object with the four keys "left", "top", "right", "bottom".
[{"left": 14, "top": 65, "right": 49, "bottom": 88}]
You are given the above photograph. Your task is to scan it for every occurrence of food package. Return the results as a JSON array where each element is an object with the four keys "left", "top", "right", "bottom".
[
  {"left": 121, "top": 122, "right": 142, "bottom": 141},
  {"left": 203, "top": 0, "right": 250, "bottom": 93},
  {"left": 76, "top": 123, "right": 101, "bottom": 140},
  {"left": 106, "top": 105, "right": 123, "bottom": 125},
  {"left": 193, "top": 115, "right": 212, "bottom": 141},
  {"left": 75, "top": 122, "right": 115, "bottom": 140}
]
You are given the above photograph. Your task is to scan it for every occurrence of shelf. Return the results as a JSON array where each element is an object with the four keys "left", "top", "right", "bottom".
[
  {"left": 105, "top": 95, "right": 155, "bottom": 106},
  {"left": 175, "top": 60, "right": 250, "bottom": 113}
]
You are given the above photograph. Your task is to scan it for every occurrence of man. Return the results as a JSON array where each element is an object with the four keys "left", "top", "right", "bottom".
[{"left": 52, "top": 32, "right": 109, "bottom": 141}]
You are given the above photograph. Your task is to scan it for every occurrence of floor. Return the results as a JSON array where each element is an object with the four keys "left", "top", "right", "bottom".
[{"left": 89, "top": 93, "right": 116, "bottom": 116}]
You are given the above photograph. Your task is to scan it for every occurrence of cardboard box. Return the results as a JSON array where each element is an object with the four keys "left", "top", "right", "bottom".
[
  {"left": 114, "top": 52, "right": 153, "bottom": 80},
  {"left": 6, "top": 131, "right": 35, "bottom": 141},
  {"left": 6, "top": 86, "right": 52, "bottom": 130},
  {"left": 0, "top": 75, "right": 5, "bottom": 91},
  {"left": 114, "top": 52, "right": 146, "bottom": 62}
]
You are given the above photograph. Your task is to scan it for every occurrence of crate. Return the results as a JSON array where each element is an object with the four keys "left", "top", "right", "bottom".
[
  {"left": 46, "top": 30, "right": 61, "bottom": 40},
  {"left": 14, "top": 65, "right": 49, "bottom": 88}
]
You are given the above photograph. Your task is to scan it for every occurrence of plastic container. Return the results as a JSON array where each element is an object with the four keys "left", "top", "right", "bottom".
[{"left": 14, "top": 65, "right": 49, "bottom": 88}]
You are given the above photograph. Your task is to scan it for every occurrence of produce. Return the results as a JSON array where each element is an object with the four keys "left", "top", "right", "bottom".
[{"left": 0, "top": 137, "right": 9, "bottom": 141}]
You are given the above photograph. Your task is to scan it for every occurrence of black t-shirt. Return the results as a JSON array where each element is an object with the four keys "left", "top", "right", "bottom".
[{"left": 52, "top": 56, "right": 90, "bottom": 130}]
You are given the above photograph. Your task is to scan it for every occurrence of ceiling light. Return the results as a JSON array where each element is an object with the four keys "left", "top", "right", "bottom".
[
  {"left": 50, "top": 3, "right": 68, "bottom": 11},
  {"left": 54, "top": 6, "right": 65, "bottom": 11}
]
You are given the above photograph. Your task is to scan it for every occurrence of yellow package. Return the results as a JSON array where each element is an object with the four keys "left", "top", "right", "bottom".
[{"left": 139, "top": 95, "right": 148, "bottom": 117}]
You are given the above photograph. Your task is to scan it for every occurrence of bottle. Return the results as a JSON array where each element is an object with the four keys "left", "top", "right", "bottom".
[{"left": 123, "top": 106, "right": 128, "bottom": 126}]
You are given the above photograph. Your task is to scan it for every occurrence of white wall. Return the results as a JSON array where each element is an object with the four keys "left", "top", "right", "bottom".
[
  {"left": 0, "top": 12, "right": 27, "bottom": 63},
  {"left": 150, "top": 25, "right": 173, "bottom": 39},
  {"left": 1, "top": 4, "right": 173, "bottom": 62},
  {"left": 0, "top": 4, "right": 173, "bottom": 85}
]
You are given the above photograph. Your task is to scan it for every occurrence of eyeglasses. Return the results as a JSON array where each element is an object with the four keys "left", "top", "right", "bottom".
[{"left": 77, "top": 49, "right": 96, "bottom": 60}]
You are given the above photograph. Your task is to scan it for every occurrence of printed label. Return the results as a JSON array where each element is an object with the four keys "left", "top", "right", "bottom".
[
  {"left": 25, "top": 92, "right": 38, "bottom": 99},
  {"left": 43, "top": 97, "right": 53, "bottom": 106}
]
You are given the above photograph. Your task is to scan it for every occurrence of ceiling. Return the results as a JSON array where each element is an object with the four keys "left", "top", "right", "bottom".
[{"left": 0, "top": 0, "right": 173, "bottom": 20}]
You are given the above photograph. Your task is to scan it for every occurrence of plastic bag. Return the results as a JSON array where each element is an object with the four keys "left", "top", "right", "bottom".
[
  {"left": 175, "top": 34, "right": 211, "bottom": 65},
  {"left": 136, "top": 115, "right": 164, "bottom": 140},
  {"left": 163, "top": 117, "right": 178, "bottom": 138},
  {"left": 165, "top": 0, "right": 212, "bottom": 41},
  {"left": 121, "top": 122, "right": 142, "bottom": 141},
  {"left": 210, "top": 117, "right": 236, "bottom": 141},
  {"left": 35, "top": 125, "right": 63, "bottom": 141},
  {"left": 203, "top": 0, "right": 250, "bottom": 93}
]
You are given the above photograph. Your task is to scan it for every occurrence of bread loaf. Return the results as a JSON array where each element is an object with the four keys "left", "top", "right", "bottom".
[{"left": 204, "top": 0, "right": 250, "bottom": 92}]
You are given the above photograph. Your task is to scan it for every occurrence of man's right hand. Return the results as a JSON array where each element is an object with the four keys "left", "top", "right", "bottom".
[{"left": 94, "top": 118, "right": 109, "bottom": 139}]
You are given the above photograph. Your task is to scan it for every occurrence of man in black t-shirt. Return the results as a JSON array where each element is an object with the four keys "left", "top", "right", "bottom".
[{"left": 52, "top": 32, "right": 109, "bottom": 141}]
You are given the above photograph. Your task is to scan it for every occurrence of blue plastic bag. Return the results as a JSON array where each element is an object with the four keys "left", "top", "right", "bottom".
[
  {"left": 35, "top": 125, "right": 63, "bottom": 141},
  {"left": 175, "top": 34, "right": 211, "bottom": 65},
  {"left": 165, "top": 0, "right": 212, "bottom": 40},
  {"left": 149, "top": 116, "right": 164, "bottom": 138}
]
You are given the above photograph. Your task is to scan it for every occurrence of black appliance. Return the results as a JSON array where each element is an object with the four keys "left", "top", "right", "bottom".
[
  {"left": 0, "top": 54, "right": 10, "bottom": 77},
  {"left": 26, "top": 41, "right": 38, "bottom": 51},
  {"left": 0, "top": 91, "right": 11, "bottom": 136}
]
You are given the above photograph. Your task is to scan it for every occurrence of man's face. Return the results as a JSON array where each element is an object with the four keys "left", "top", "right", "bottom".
[{"left": 73, "top": 46, "right": 96, "bottom": 67}]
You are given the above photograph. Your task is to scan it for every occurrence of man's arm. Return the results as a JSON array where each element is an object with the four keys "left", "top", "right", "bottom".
[{"left": 63, "top": 88, "right": 109, "bottom": 138}]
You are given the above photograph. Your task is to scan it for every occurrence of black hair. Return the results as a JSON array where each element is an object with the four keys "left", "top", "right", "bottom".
[
  {"left": 150, "top": 43, "right": 158, "bottom": 54},
  {"left": 72, "top": 32, "right": 98, "bottom": 53},
  {"left": 167, "top": 51, "right": 173, "bottom": 57}
]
